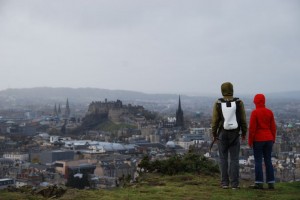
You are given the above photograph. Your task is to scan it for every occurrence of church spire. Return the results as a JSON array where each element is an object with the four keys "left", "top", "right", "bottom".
[
  {"left": 175, "top": 95, "right": 184, "bottom": 128},
  {"left": 53, "top": 104, "right": 58, "bottom": 116},
  {"left": 178, "top": 95, "right": 182, "bottom": 111},
  {"left": 65, "top": 98, "right": 71, "bottom": 118},
  {"left": 58, "top": 104, "right": 62, "bottom": 116}
]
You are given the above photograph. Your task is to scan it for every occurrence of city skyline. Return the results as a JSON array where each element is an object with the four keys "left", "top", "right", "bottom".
[{"left": 1, "top": 0, "right": 299, "bottom": 96}]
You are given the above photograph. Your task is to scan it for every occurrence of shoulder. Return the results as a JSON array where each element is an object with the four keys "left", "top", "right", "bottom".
[
  {"left": 213, "top": 98, "right": 223, "bottom": 105},
  {"left": 212, "top": 100, "right": 219, "bottom": 109},
  {"left": 250, "top": 109, "right": 258, "bottom": 117},
  {"left": 233, "top": 97, "right": 242, "bottom": 102},
  {"left": 233, "top": 98, "right": 244, "bottom": 106},
  {"left": 251, "top": 109, "right": 257, "bottom": 113},
  {"left": 217, "top": 98, "right": 224, "bottom": 102},
  {"left": 266, "top": 107, "right": 275, "bottom": 115}
]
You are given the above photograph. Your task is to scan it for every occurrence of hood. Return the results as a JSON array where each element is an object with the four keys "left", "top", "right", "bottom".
[
  {"left": 221, "top": 82, "right": 234, "bottom": 97},
  {"left": 253, "top": 94, "right": 265, "bottom": 108}
]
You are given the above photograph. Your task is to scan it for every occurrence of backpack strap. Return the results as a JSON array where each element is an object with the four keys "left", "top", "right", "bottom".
[
  {"left": 234, "top": 98, "right": 241, "bottom": 130},
  {"left": 216, "top": 98, "right": 224, "bottom": 119}
]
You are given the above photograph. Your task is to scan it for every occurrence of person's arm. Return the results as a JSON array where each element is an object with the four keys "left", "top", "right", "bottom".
[
  {"left": 248, "top": 111, "right": 256, "bottom": 147},
  {"left": 211, "top": 101, "right": 220, "bottom": 138},
  {"left": 239, "top": 100, "right": 248, "bottom": 138},
  {"left": 270, "top": 111, "right": 276, "bottom": 143}
]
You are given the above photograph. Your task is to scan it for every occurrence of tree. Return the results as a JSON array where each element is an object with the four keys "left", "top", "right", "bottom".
[{"left": 66, "top": 171, "right": 90, "bottom": 189}]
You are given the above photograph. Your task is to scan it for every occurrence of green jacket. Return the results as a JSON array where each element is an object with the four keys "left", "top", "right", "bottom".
[{"left": 211, "top": 82, "right": 247, "bottom": 137}]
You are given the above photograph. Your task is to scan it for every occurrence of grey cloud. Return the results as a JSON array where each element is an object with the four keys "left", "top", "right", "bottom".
[{"left": 0, "top": 0, "right": 299, "bottom": 95}]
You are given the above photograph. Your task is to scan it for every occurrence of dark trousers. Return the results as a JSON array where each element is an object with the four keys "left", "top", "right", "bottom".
[
  {"left": 253, "top": 141, "right": 275, "bottom": 183},
  {"left": 217, "top": 129, "right": 240, "bottom": 187}
]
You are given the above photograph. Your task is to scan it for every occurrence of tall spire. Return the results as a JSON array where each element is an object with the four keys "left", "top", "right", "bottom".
[
  {"left": 175, "top": 95, "right": 184, "bottom": 128},
  {"left": 53, "top": 104, "right": 58, "bottom": 116},
  {"left": 178, "top": 95, "right": 182, "bottom": 111},
  {"left": 65, "top": 98, "right": 71, "bottom": 118},
  {"left": 58, "top": 104, "right": 61, "bottom": 116}
]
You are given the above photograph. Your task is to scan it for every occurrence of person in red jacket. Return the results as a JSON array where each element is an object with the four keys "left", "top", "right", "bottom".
[{"left": 248, "top": 94, "right": 276, "bottom": 189}]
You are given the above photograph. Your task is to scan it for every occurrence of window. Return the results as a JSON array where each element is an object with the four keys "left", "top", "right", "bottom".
[{"left": 55, "top": 163, "right": 64, "bottom": 168}]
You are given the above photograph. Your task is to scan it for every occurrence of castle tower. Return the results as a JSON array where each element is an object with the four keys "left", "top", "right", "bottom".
[{"left": 175, "top": 95, "right": 184, "bottom": 128}]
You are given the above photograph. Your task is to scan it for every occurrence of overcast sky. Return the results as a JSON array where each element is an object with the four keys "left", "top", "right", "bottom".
[{"left": 0, "top": 0, "right": 299, "bottom": 96}]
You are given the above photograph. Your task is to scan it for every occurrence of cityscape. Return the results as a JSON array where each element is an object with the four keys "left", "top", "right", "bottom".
[
  {"left": 0, "top": 88, "right": 299, "bottom": 190},
  {"left": 1, "top": 1, "right": 299, "bottom": 199}
]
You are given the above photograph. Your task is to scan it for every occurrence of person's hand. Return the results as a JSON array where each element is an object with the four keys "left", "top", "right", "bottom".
[{"left": 241, "top": 135, "right": 246, "bottom": 141}]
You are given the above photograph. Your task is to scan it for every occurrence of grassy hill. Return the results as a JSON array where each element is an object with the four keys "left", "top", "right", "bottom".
[
  {"left": 96, "top": 120, "right": 137, "bottom": 132},
  {"left": 1, "top": 173, "right": 299, "bottom": 200}
]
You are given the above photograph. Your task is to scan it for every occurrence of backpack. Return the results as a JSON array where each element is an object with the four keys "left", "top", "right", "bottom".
[{"left": 217, "top": 98, "right": 241, "bottom": 131}]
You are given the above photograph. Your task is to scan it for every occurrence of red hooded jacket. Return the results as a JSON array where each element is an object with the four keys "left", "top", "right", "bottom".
[{"left": 248, "top": 94, "right": 276, "bottom": 147}]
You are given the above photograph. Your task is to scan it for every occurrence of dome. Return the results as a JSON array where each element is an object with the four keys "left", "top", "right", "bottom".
[{"left": 166, "top": 141, "right": 176, "bottom": 148}]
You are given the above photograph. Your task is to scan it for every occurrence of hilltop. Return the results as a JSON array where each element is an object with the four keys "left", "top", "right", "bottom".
[{"left": 1, "top": 173, "right": 299, "bottom": 200}]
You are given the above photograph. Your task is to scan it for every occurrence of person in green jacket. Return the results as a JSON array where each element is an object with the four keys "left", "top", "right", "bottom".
[{"left": 211, "top": 82, "right": 247, "bottom": 189}]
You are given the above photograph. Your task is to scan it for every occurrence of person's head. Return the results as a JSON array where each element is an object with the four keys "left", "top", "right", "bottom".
[
  {"left": 221, "top": 82, "right": 234, "bottom": 97},
  {"left": 253, "top": 94, "right": 265, "bottom": 107}
]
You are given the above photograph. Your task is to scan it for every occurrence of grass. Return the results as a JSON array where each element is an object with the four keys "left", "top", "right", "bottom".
[
  {"left": 96, "top": 120, "right": 137, "bottom": 132},
  {"left": 1, "top": 173, "right": 300, "bottom": 200}
]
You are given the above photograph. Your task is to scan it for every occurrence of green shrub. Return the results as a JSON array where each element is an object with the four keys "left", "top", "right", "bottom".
[{"left": 138, "top": 152, "right": 219, "bottom": 176}]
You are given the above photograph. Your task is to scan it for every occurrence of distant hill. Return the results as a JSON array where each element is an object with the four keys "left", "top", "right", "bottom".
[
  {"left": 0, "top": 87, "right": 299, "bottom": 110},
  {"left": 266, "top": 90, "right": 300, "bottom": 100},
  {"left": 0, "top": 87, "right": 160, "bottom": 103},
  {"left": 0, "top": 87, "right": 190, "bottom": 102},
  {"left": 0, "top": 87, "right": 214, "bottom": 108}
]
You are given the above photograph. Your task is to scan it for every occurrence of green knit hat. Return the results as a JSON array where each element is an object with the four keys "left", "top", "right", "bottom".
[{"left": 221, "top": 82, "right": 234, "bottom": 96}]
